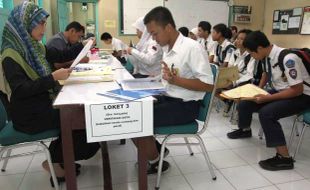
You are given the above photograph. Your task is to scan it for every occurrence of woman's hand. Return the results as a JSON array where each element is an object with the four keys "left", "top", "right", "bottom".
[{"left": 52, "top": 68, "right": 72, "bottom": 81}]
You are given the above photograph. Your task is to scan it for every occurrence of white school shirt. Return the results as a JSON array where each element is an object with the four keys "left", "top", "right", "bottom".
[
  {"left": 129, "top": 38, "right": 163, "bottom": 76},
  {"left": 162, "top": 33, "right": 214, "bottom": 101},
  {"left": 213, "top": 39, "right": 235, "bottom": 65},
  {"left": 266, "top": 45, "right": 310, "bottom": 96},
  {"left": 228, "top": 49, "right": 255, "bottom": 86},
  {"left": 198, "top": 36, "right": 216, "bottom": 56},
  {"left": 112, "top": 38, "right": 126, "bottom": 52}
]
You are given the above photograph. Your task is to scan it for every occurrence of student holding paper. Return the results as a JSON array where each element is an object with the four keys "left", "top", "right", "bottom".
[
  {"left": 132, "top": 6, "right": 214, "bottom": 174},
  {"left": 0, "top": 2, "right": 100, "bottom": 186},
  {"left": 126, "top": 17, "right": 163, "bottom": 78},
  {"left": 227, "top": 31, "right": 310, "bottom": 171}
]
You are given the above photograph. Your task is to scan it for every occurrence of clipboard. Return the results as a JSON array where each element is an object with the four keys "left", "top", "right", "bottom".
[
  {"left": 220, "top": 84, "right": 269, "bottom": 100},
  {"left": 216, "top": 66, "right": 239, "bottom": 89}
]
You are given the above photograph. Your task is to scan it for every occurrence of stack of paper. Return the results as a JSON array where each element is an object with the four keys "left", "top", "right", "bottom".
[
  {"left": 58, "top": 76, "right": 113, "bottom": 85},
  {"left": 118, "top": 78, "right": 165, "bottom": 91},
  {"left": 71, "top": 66, "right": 112, "bottom": 77},
  {"left": 97, "top": 89, "right": 164, "bottom": 101},
  {"left": 221, "top": 84, "right": 269, "bottom": 100}
]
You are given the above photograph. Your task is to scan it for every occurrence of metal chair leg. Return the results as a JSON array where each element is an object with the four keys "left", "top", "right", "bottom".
[
  {"left": 258, "top": 127, "right": 264, "bottom": 140},
  {"left": 195, "top": 135, "right": 216, "bottom": 180},
  {"left": 293, "top": 123, "right": 308, "bottom": 159},
  {"left": 288, "top": 116, "right": 299, "bottom": 152},
  {"left": 155, "top": 137, "right": 169, "bottom": 190},
  {"left": 184, "top": 138, "right": 194, "bottom": 156},
  {"left": 1, "top": 149, "right": 11, "bottom": 172}
]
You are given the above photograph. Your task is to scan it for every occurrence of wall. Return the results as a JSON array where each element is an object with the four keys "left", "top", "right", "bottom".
[
  {"left": 231, "top": 0, "right": 265, "bottom": 31},
  {"left": 263, "top": 0, "right": 310, "bottom": 48}
]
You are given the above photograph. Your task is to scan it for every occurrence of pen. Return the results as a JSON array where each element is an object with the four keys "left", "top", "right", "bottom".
[{"left": 171, "top": 63, "right": 174, "bottom": 72}]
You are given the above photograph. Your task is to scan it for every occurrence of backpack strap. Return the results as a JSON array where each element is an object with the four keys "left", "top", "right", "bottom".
[{"left": 240, "top": 54, "right": 252, "bottom": 73}]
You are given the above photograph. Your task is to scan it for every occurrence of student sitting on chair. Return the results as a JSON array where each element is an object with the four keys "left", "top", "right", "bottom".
[
  {"left": 230, "top": 25, "right": 238, "bottom": 43},
  {"left": 222, "top": 29, "right": 256, "bottom": 116},
  {"left": 212, "top": 24, "right": 235, "bottom": 67},
  {"left": 132, "top": 6, "right": 214, "bottom": 174},
  {"left": 178, "top": 26, "right": 189, "bottom": 37},
  {"left": 197, "top": 21, "right": 216, "bottom": 63},
  {"left": 0, "top": 2, "right": 100, "bottom": 186},
  {"left": 189, "top": 27, "right": 199, "bottom": 41},
  {"left": 227, "top": 31, "right": 310, "bottom": 171},
  {"left": 127, "top": 17, "right": 163, "bottom": 78},
  {"left": 100, "top": 32, "right": 127, "bottom": 64}
]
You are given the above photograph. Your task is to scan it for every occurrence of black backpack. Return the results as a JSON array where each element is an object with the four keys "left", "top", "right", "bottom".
[
  {"left": 274, "top": 48, "right": 310, "bottom": 87},
  {"left": 216, "top": 44, "right": 236, "bottom": 63},
  {"left": 234, "top": 53, "right": 252, "bottom": 73}
]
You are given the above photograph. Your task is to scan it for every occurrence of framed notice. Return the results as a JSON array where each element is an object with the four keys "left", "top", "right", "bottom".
[
  {"left": 300, "top": 6, "right": 310, "bottom": 34},
  {"left": 272, "top": 8, "right": 302, "bottom": 34}
]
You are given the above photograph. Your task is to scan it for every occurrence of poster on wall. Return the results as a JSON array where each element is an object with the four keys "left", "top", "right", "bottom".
[
  {"left": 300, "top": 7, "right": 310, "bottom": 35},
  {"left": 272, "top": 9, "right": 302, "bottom": 34}
]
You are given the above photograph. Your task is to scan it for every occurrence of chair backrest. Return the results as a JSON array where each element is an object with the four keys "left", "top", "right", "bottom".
[
  {"left": 197, "top": 64, "right": 218, "bottom": 122},
  {"left": 0, "top": 99, "right": 8, "bottom": 131}
]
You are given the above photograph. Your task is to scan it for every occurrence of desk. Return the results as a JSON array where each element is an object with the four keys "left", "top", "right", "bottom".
[{"left": 53, "top": 58, "right": 148, "bottom": 190}]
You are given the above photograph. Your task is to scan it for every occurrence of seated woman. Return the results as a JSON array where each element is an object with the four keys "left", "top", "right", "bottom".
[
  {"left": 0, "top": 2, "right": 99, "bottom": 186},
  {"left": 127, "top": 17, "right": 163, "bottom": 78}
]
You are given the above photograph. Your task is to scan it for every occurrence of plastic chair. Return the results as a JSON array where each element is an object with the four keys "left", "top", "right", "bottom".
[
  {"left": 288, "top": 109, "right": 310, "bottom": 159},
  {"left": 154, "top": 64, "right": 218, "bottom": 189},
  {"left": 0, "top": 100, "right": 60, "bottom": 190}
]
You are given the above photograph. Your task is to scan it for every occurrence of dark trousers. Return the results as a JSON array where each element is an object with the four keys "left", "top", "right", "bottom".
[
  {"left": 153, "top": 95, "right": 201, "bottom": 127},
  {"left": 238, "top": 94, "right": 310, "bottom": 147}
]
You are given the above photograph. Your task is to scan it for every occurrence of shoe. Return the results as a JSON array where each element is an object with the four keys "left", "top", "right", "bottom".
[
  {"left": 259, "top": 153, "right": 294, "bottom": 171},
  {"left": 147, "top": 160, "right": 170, "bottom": 175},
  {"left": 50, "top": 169, "right": 80, "bottom": 187},
  {"left": 59, "top": 163, "right": 81, "bottom": 172},
  {"left": 155, "top": 140, "right": 170, "bottom": 158},
  {"left": 227, "top": 129, "right": 252, "bottom": 139}
]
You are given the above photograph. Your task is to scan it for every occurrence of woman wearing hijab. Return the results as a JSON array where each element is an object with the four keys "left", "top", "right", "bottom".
[
  {"left": 126, "top": 17, "right": 163, "bottom": 78},
  {"left": 0, "top": 2, "right": 99, "bottom": 186}
]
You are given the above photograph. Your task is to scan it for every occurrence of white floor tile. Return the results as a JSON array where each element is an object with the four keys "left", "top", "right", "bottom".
[
  {"left": 27, "top": 153, "right": 46, "bottom": 173},
  {"left": 201, "top": 137, "right": 229, "bottom": 152},
  {"left": 252, "top": 185, "right": 279, "bottom": 190},
  {"left": 276, "top": 179, "right": 310, "bottom": 190},
  {"left": 0, "top": 174, "right": 23, "bottom": 190},
  {"left": 232, "top": 146, "right": 275, "bottom": 164},
  {"left": 218, "top": 136, "right": 257, "bottom": 149},
  {"left": 108, "top": 143, "right": 137, "bottom": 163},
  {"left": 220, "top": 165, "right": 272, "bottom": 190},
  {"left": 185, "top": 170, "right": 235, "bottom": 190},
  {"left": 209, "top": 149, "right": 248, "bottom": 169},
  {"left": 252, "top": 164, "right": 304, "bottom": 184},
  {"left": 19, "top": 171, "right": 55, "bottom": 190},
  {"left": 148, "top": 175, "right": 192, "bottom": 190},
  {"left": 0, "top": 155, "right": 33, "bottom": 176}
]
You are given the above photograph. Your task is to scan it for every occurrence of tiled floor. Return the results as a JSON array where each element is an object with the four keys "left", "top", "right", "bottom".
[{"left": 1, "top": 109, "right": 310, "bottom": 190}]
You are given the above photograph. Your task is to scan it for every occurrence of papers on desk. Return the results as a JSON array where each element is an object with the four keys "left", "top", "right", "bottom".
[
  {"left": 70, "top": 39, "right": 93, "bottom": 68},
  {"left": 216, "top": 66, "right": 239, "bottom": 89},
  {"left": 71, "top": 65, "right": 112, "bottom": 76},
  {"left": 97, "top": 89, "right": 163, "bottom": 101},
  {"left": 118, "top": 78, "right": 165, "bottom": 91},
  {"left": 58, "top": 76, "right": 113, "bottom": 85},
  {"left": 221, "top": 84, "right": 269, "bottom": 100}
]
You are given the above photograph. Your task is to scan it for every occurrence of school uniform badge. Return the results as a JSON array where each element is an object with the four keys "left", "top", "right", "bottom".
[
  {"left": 285, "top": 59, "right": 295, "bottom": 68},
  {"left": 289, "top": 69, "right": 297, "bottom": 79}
]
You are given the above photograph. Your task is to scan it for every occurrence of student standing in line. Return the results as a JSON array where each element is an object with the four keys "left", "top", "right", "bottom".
[
  {"left": 127, "top": 17, "right": 163, "bottom": 78},
  {"left": 0, "top": 2, "right": 100, "bottom": 186},
  {"left": 197, "top": 21, "right": 216, "bottom": 63},
  {"left": 132, "top": 6, "right": 214, "bottom": 174},
  {"left": 189, "top": 27, "right": 199, "bottom": 41},
  {"left": 227, "top": 31, "right": 310, "bottom": 171},
  {"left": 212, "top": 23, "right": 235, "bottom": 67},
  {"left": 100, "top": 32, "right": 127, "bottom": 64}
]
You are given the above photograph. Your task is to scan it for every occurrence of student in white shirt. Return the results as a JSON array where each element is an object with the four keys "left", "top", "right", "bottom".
[
  {"left": 132, "top": 6, "right": 214, "bottom": 174},
  {"left": 212, "top": 24, "right": 235, "bottom": 67},
  {"left": 127, "top": 17, "right": 163, "bottom": 78},
  {"left": 100, "top": 32, "right": 127, "bottom": 64},
  {"left": 189, "top": 27, "right": 199, "bottom": 41},
  {"left": 178, "top": 26, "right": 189, "bottom": 37},
  {"left": 198, "top": 21, "right": 216, "bottom": 63},
  {"left": 227, "top": 31, "right": 310, "bottom": 171}
]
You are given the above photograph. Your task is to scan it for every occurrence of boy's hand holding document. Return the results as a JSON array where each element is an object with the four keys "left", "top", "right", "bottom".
[
  {"left": 221, "top": 84, "right": 269, "bottom": 100},
  {"left": 216, "top": 66, "right": 239, "bottom": 89}
]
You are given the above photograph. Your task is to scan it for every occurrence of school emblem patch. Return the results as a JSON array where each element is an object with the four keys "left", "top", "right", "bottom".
[
  {"left": 289, "top": 69, "right": 297, "bottom": 79},
  {"left": 285, "top": 59, "right": 295, "bottom": 68}
]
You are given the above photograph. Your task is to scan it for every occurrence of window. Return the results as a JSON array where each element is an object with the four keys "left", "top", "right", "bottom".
[{"left": 0, "top": 0, "right": 4, "bottom": 9}]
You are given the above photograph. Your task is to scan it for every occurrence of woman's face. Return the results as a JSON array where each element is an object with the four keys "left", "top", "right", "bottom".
[
  {"left": 31, "top": 19, "right": 47, "bottom": 41},
  {"left": 235, "top": 32, "right": 246, "bottom": 49}
]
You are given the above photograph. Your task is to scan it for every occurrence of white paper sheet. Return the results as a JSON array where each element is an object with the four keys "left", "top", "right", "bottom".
[
  {"left": 288, "top": 17, "right": 301, "bottom": 28},
  {"left": 119, "top": 78, "right": 165, "bottom": 91},
  {"left": 70, "top": 39, "right": 93, "bottom": 68}
]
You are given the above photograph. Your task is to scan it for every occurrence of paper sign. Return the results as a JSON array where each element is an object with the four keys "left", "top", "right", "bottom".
[
  {"left": 70, "top": 39, "right": 93, "bottom": 68},
  {"left": 280, "top": 15, "right": 289, "bottom": 31},
  {"left": 288, "top": 17, "right": 301, "bottom": 29},
  {"left": 85, "top": 100, "right": 153, "bottom": 142}
]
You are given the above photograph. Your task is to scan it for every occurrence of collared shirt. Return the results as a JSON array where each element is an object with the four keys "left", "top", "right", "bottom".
[
  {"left": 112, "top": 38, "right": 126, "bottom": 52},
  {"left": 265, "top": 45, "right": 310, "bottom": 95},
  {"left": 130, "top": 38, "right": 163, "bottom": 76},
  {"left": 228, "top": 49, "right": 255, "bottom": 86},
  {"left": 162, "top": 33, "right": 214, "bottom": 101},
  {"left": 46, "top": 32, "right": 71, "bottom": 51},
  {"left": 198, "top": 35, "right": 216, "bottom": 56},
  {"left": 213, "top": 39, "right": 235, "bottom": 65}
]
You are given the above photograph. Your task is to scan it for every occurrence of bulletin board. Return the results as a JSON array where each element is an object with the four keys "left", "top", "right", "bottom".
[
  {"left": 272, "top": 8, "right": 303, "bottom": 34},
  {"left": 300, "top": 6, "right": 310, "bottom": 35}
]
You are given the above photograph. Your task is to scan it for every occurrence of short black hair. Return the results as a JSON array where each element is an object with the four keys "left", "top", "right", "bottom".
[
  {"left": 230, "top": 26, "right": 238, "bottom": 33},
  {"left": 198, "top": 21, "right": 211, "bottom": 33},
  {"left": 144, "top": 6, "right": 176, "bottom": 28},
  {"left": 238, "top": 29, "right": 252, "bottom": 36},
  {"left": 243, "top": 31, "right": 270, "bottom": 52},
  {"left": 213, "top": 23, "right": 232, "bottom": 39},
  {"left": 65, "top": 21, "right": 84, "bottom": 32},
  {"left": 178, "top": 27, "right": 189, "bottom": 37},
  {"left": 100, "top": 32, "right": 112, "bottom": 41}
]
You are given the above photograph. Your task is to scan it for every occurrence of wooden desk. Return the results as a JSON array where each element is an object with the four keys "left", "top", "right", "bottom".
[{"left": 54, "top": 58, "right": 148, "bottom": 190}]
